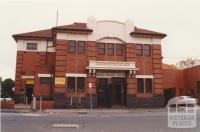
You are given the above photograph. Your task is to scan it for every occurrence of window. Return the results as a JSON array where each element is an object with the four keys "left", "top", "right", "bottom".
[
  {"left": 40, "top": 77, "right": 51, "bottom": 84},
  {"left": 145, "top": 79, "right": 152, "bottom": 93},
  {"left": 144, "top": 44, "right": 151, "bottom": 56},
  {"left": 107, "top": 43, "right": 114, "bottom": 55},
  {"left": 27, "top": 43, "right": 37, "bottom": 50},
  {"left": 197, "top": 81, "right": 200, "bottom": 95},
  {"left": 98, "top": 43, "right": 105, "bottom": 55},
  {"left": 98, "top": 78, "right": 108, "bottom": 92},
  {"left": 115, "top": 44, "right": 123, "bottom": 56},
  {"left": 67, "top": 77, "right": 75, "bottom": 92},
  {"left": 68, "top": 40, "right": 76, "bottom": 53},
  {"left": 137, "top": 78, "right": 144, "bottom": 93},
  {"left": 77, "top": 77, "right": 85, "bottom": 92},
  {"left": 78, "top": 41, "right": 85, "bottom": 53},
  {"left": 136, "top": 44, "right": 143, "bottom": 56},
  {"left": 67, "top": 77, "right": 85, "bottom": 92}
]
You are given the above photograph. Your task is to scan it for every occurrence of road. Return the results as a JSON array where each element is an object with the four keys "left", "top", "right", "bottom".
[{"left": 1, "top": 111, "right": 200, "bottom": 132}]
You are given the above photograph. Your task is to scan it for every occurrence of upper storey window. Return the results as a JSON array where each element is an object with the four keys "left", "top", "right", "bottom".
[
  {"left": 136, "top": 44, "right": 151, "bottom": 56},
  {"left": 115, "top": 44, "right": 123, "bottom": 56},
  {"left": 27, "top": 43, "right": 37, "bottom": 50},
  {"left": 107, "top": 43, "right": 114, "bottom": 56},
  {"left": 98, "top": 43, "right": 105, "bottom": 55},
  {"left": 136, "top": 44, "right": 143, "bottom": 56},
  {"left": 144, "top": 44, "right": 151, "bottom": 56},
  {"left": 78, "top": 41, "right": 85, "bottom": 53},
  {"left": 68, "top": 40, "right": 76, "bottom": 53}
]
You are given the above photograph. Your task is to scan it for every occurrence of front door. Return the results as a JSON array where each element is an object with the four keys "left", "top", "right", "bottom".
[
  {"left": 25, "top": 84, "right": 34, "bottom": 104},
  {"left": 111, "top": 78, "right": 126, "bottom": 106},
  {"left": 97, "top": 78, "right": 110, "bottom": 107}
]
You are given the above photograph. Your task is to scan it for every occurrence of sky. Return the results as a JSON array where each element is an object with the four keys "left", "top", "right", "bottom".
[{"left": 0, "top": 0, "right": 200, "bottom": 80}]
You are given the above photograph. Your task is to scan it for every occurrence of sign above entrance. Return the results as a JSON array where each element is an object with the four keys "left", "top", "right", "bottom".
[
  {"left": 87, "top": 60, "right": 137, "bottom": 70},
  {"left": 96, "top": 72, "right": 126, "bottom": 78}
]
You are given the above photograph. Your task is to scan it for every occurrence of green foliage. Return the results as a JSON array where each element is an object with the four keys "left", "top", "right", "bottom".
[{"left": 1, "top": 78, "right": 15, "bottom": 98}]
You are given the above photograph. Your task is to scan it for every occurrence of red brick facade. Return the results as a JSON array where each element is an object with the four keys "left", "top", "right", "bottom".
[
  {"left": 163, "top": 65, "right": 200, "bottom": 104},
  {"left": 13, "top": 19, "right": 168, "bottom": 108}
]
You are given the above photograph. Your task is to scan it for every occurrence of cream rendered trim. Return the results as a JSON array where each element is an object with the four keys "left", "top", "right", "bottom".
[
  {"left": 38, "top": 74, "right": 52, "bottom": 77},
  {"left": 56, "top": 18, "right": 162, "bottom": 44},
  {"left": 57, "top": 33, "right": 88, "bottom": 41},
  {"left": 66, "top": 73, "right": 87, "bottom": 77},
  {"left": 135, "top": 75, "right": 154, "bottom": 79},
  {"left": 97, "top": 37, "right": 125, "bottom": 43},
  {"left": 17, "top": 40, "right": 55, "bottom": 52},
  {"left": 21, "top": 75, "right": 34, "bottom": 79}
]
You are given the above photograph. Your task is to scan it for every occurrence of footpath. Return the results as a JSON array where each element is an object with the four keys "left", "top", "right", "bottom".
[{"left": 1, "top": 104, "right": 200, "bottom": 114}]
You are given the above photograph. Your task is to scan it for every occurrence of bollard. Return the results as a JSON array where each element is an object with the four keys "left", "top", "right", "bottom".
[
  {"left": 32, "top": 97, "right": 36, "bottom": 111},
  {"left": 39, "top": 97, "right": 42, "bottom": 112}
]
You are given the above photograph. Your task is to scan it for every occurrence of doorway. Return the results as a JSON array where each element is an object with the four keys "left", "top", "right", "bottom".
[
  {"left": 164, "top": 88, "right": 176, "bottom": 106},
  {"left": 97, "top": 78, "right": 110, "bottom": 107},
  {"left": 97, "top": 78, "right": 126, "bottom": 108},
  {"left": 25, "top": 84, "right": 34, "bottom": 104},
  {"left": 111, "top": 78, "right": 126, "bottom": 106}
]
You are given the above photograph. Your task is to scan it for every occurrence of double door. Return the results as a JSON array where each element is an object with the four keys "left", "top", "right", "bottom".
[{"left": 97, "top": 78, "right": 126, "bottom": 107}]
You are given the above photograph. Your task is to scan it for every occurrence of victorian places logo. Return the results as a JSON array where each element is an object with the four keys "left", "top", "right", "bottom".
[{"left": 167, "top": 104, "right": 197, "bottom": 128}]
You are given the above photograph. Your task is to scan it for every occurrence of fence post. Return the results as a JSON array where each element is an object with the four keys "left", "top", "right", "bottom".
[{"left": 40, "top": 96, "right": 42, "bottom": 112}]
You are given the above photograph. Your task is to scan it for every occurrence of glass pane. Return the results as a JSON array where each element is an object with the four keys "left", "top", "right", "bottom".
[
  {"left": 27, "top": 43, "right": 37, "bottom": 50},
  {"left": 146, "top": 79, "right": 152, "bottom": 93},
  {"left": 40, "top": 77, "right": 51, "bottom": 84},
  {"left": 67, "top": 77, "right": 75, "bottom": 92},
  {"left": 115, "top": 44, "right": 123, "bottom": 56},
  {"left": 137, "top": 78, "right": 144, "bottom": 93},
  {"left": 78, "top": 41, "right": 85, "bottom": 53},
  {"left": 144, "top": 45, "right": 151, "bottom": 56},
  {"left": 136, "top": 44, "right": 143, "bottom": 56},
  {"left": 68, "top": 41, "right": 76, "bottom": 53},
  {"left": 107, "top": 43, "right": 114, "bottom": 55},
  {"left": 77, "top": 77, "right": 85, "bottom": 92},
  {"left": 98, "top": 43, "right": 105, "bottom": 55}
]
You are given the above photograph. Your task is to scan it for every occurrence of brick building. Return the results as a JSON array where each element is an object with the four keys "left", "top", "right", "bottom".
[
  {"left": 163, "top": 64, "right": 200, "bottom": 105},
  {"left": 13, "top": 17, "right": 167, "bottom": 108}
]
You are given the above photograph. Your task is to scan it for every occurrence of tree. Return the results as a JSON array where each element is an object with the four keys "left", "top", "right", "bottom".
[
  {"left": 176, "top": 58, "right": 200, "bottom": 69},
  {"left": 1, "top": 78, "right": 15, "bottom": 98}
]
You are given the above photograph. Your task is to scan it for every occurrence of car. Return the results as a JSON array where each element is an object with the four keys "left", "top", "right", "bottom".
[{"left": 166, "top": 96, "right": 198, "bottom": 108}]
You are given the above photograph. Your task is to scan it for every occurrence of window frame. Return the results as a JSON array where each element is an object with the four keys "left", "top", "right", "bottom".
[
  {"left": 145, "top": 78, "right": 152, "bottom": 93},
  {"left": 39, "top": 77, "right": 51, "bottom": 85},
  {"left": 98, "top": 43, "right": 105, "bottom": 55},
  {"left": 67, "top": 77, "right": 76, "bottom": 92},
  {"left": 137, "top": 78, "right": 144, "bottom": 93},
  {"left": 77, "top": 77, "right": 85, "bottom": 92},
  {"left": 68, "top": 40, "right": 76, "bottom": 53},
  {"left": 144, "top": 44, "right": 151, "bottom": 56},
  {"left": 26, "top": 43, "right": 38, "bottom": 50},
  {"left": 136, "top": 44, "right": 143, "bottom": 56},
  {"left": 115, "top": 43, "right": 123, "bottom": 56},
  {"left": 107, "top": 43, "right": 114, "bottom": 56},
  {"left": 78, "top": 41, "right": 85, "bottom": 54}
]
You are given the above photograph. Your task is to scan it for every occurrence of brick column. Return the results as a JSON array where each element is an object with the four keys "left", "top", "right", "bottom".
[
  {"left": 125, "top": 43, "right": 137, "bottom": 107},
  {"left": 53, "top": 39, "right": 67, "bottom": 108},
  {"left": 152, "top": 44, "right": 164, "bottom": 107},
  {"left": 14, "top": 51, "right": 23, "bottom": 103},
  {"left": 86, "top": 41, "right": 97, "bottom": 108}
]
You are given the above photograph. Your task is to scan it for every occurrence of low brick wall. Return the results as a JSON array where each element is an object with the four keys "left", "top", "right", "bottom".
[
  {"left": 31, "top": 101, "right": 54, "bottom": 109},
  {"left": 1, "top": 100, "right": 15, "bottom": 109}
]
